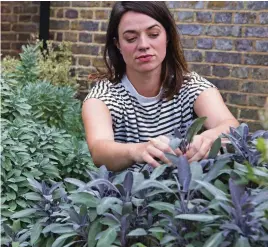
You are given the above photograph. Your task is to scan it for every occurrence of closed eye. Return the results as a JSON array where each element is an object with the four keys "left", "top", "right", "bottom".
[
  {"left": 149, "top": 33, "right": 159, "bottom": 38},
  {"left": 126, "top": 37, "right": 137, "bottom": 43}
]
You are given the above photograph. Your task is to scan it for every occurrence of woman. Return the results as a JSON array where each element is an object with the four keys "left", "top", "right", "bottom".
[{"left": 82, "top": 1, "right": 239, "bottom": 171}]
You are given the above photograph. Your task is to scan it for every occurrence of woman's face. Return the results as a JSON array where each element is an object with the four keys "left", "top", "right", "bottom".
[{"left": 117, "top": 11, "right": 167, "bottom": 74}]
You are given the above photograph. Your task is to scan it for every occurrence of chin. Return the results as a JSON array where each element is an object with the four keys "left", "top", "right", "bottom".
[{"left": 135, "top": 63, "right": 161, "bottom": 73}]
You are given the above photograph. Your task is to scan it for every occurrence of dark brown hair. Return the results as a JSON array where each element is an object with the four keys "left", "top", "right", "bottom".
[{"left": 103, "top": 1, "right": 189, "bottom": 100}]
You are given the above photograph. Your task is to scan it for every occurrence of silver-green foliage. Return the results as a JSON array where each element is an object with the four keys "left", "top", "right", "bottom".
[{"left": 1, "top": 42, "right": 95, "bottom": 222}]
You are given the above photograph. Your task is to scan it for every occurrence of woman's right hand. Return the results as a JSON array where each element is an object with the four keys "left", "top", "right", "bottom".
[{"left": 134, "top": 135, "right": 176, "bottom": 168}]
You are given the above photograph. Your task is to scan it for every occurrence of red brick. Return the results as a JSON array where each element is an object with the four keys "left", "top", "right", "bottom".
[
  {"left": 1, "top": 5, "right": 12, "bottom": 13},
  {"left": 49, "top": 32, "right": 55, "bottom": 40},
  {"left": 92, "top": 57, "right": 105, "bottom": 67},
  {"left": 13, "top": 6, "right": 38, "bottom": 14},
  {"left": 11, "top": 42, "right": 24, "bottom": 51},
  {"left": 72, "top": 44, "right": 99, "bottom": 55},
  {"left": 1, "top": 33, "right": 17, "bottom": 41},
  {"left": 12, "top": 24, "right": 37, "bottom": 32},
  {"left": 65, "top": 9, "right": 78, "bottom": 19},
  {"left": 18, "top": 33, "right": 31, "bottom": 41},
  {"left": 1, "top": 14, "right": 17, "bottom": 22},
  {"left": 2, "top": 24, "right": 11, "bottom": 31},
  {"left": 51, "top": 2, "right": 70, "bottom": 7},
  {"left": 50, "top": 9, "right": 55, "bottom": 18},
  {"left": 72, "top": 2, "right": 100, "bottom": 7},
  {"left": 101, "top": 1, "right": 114, "bottom": 7},
  {"left": 56, "top": 9, "right": 64, "bottom": 18},
  {"left": 56, "top": 32, "right": 63, "bottom": 41},
  {"left": 78, "top": 57, "right": 91, "bottom": 66},
  {"left": 79, "top": 33, "right": 92, "bottom": 43},
  {"left": 50, "top": 20, "right": 69, "bottom": 30},
  {"left": 71, "top": 21, "right": 99, "bottom": 31},
  {"left": 32, "top": 15, "right": 39, "bottom": 23},
  {"left": 2, "top": 43, "right": 11, "bottom": 49},
  {"left": 65, "top": 32, "right": 78, "bottom": 42},
  {"left": 93, "top": 33, "right": 106, "bottom": 44},
  {"left": 95, "top": 10, "right": 110, "bottom": 20},
  {"left": 80, "top": 10, "right": 93, "bottom": 19},
  {"left": 19, "top": 15, "right": 32, "bottom": 22},
  {"left": 1, "top": 51, "right": 19, "bottom": 58}
]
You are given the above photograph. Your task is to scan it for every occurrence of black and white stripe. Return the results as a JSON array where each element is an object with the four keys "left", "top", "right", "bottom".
[{"left": 84, "top": 71, "right": 216, "bottom": 170}]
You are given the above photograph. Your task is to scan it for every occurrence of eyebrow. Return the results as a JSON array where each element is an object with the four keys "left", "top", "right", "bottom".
[{"left": 123, "top": 24, "right": 161, "bottom": 35}]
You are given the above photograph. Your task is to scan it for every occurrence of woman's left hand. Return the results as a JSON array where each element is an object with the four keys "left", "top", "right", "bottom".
[{"left": 184, "top": 135, "right": 214, "bottom": 163}]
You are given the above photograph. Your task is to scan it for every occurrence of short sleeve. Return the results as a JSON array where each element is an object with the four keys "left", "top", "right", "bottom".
[
  {"left": 83, "top": 80, "right": 123, "bottom": 126},
  {"left": 186, "top": 71, "right": 217, "bottom": 103}
]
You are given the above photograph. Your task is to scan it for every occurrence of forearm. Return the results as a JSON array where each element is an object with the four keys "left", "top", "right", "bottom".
[
  {"left": 201, "top": 119, "right": 240, "bottom": 141},
  {"left": 90, "top": 140, "right": 147, "bottom": 172}
]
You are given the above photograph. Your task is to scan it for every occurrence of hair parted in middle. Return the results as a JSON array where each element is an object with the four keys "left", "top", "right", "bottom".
[{"left": 103, "top": 1, "right": 189, "bottom": 100}]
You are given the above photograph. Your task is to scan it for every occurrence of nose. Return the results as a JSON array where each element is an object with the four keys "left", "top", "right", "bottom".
[{"left": 137, "top": 35, "right": 150, "bottom": 51}]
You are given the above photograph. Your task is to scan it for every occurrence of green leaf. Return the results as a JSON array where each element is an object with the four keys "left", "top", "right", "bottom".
[
  {"left": 148, "top": 202, "right": 175, "bottom": 213},
  {"left": 148, "top": 227, "right": 166, "bottom": 233},
  {"left": 8, "top": 184, "right": 18, "bottom": 192},
  {"left": 31, "top": 222, "right": 42, "bottom": 245},
  {"left": 127, "top": 228, "right": 147, "bottom": 236},
  {"left": 46, "top": 237, "right": 55, "bottom": 247},
  {"left": 160, "top": 235, "right": 176, "bottom": 245},
  {"left": 69, "top": 192, "right": 98, "bottom": 207},
  {"left": 186, "top": 117, "right": 207, "bottom": 143},
  {"left": 24, "top": 192, "right": 42, "bottom": 201},
  {"left": 189, "top": 162, "right": 203, "bottom": 190},
  {"left": 195, "top": 180, "right": 229, "bottom": 201},
  {"left": 203, "top": 232, "right": 223, "bottom": 247},
  {"left": 42, "top": 223, "right": 73, "bottom": 234},
  {"left": 96, "top": 227, "right": 117, "bottom": 247},
  {"left": 97, "top": 197, "right": 123, "bottom": 215},
  {"left": 12, "top": 220, "right": 21, "bottom": 232},
  {"left": 11, "top": 242, "right": 20, "bottom": 247},
  {"left": 235, "top": 236, "right": 251, "bottom": 247},
  {"left": 51, "top": 233, "right": 77, "bottom": 247},
  {"left": 64, "top": 178, "right": 86, "bottom": 188},
  {"left": 175, "top": 214, "right": 221, "bottom": 222},
  {"left": 133, "top": 180, "right": 174, "bottom": 195},
  {"left": 150, "top": 165, "right": 168, "bottom": 180},
  {"left": 87, "top": 219, "right": 102, "bottom": 247},
  {"left": 234, "top": 162, "right": 268, "bottom": 177},
  {"left": 7, "top": 191, "right": 16, "bottom": 201},
  {"left": 208, "top": 137, "right": 221, "bottom": 159},
  {"left": 204, "top": 155, "right": 230, "bottom": 182},
  {"left": 11, "top": 208, "right": 37, "bottom": 218}
]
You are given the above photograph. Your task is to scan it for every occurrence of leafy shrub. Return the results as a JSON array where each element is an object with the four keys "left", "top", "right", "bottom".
[
  {"left": 1, "top": 43, "right": 95, "bottom": 222},
  {"left": 2, "top": 120, "right": 267, "bottom": 247},
  {"left": 1, "top": 40, "right": 76, "bottom": 87}
]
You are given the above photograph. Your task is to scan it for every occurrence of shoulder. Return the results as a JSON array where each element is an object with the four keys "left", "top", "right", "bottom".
[
  {"left": 183, "top": 71, "right": 215, "bottom": 87},
  {"left": 84, "top": 79, "right": 124, "bottom": 102},
  {"left": 181, "top": 71, "right": 216, "bottom": 93}
]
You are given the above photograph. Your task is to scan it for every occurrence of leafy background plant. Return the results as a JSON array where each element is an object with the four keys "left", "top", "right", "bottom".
[
  {"left": 1, "top": 42, "right": 268, "bottom": 247},
  {"left": 1, "top": 42, "right": 95, "bottom": 227}
]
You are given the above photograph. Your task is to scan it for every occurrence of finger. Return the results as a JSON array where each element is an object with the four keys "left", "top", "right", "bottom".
[
  {"left": 185, "top": 135, "right": 203, "bottom": 160},
  {"left": 188, "top": 140, "right": 211, "bottom": 163},
  {"left": 158, "top": 135, "right": 170, "bottom": 144},
  {"left": 174, "top": 148, "right": 183, "bottom": 156},
  {"left": 185, "top": 142, "right": 199, "bottom": 160},
  {"left": 147, "top": 145, "right": 172, "bottom": 165},
  {"left": 149, "top": 138, "right": 175, "bottom": 155},
  {"left": 142, "top": 152, "right": 162, "bottom": 168}
]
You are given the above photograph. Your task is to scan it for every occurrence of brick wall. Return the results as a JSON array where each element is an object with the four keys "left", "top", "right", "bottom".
[
  {"left": 1, "top": 1, "right": 268, "bottom": 130},
  {"left": 1, "top": 1, "right": 40, "bottom": 57}
]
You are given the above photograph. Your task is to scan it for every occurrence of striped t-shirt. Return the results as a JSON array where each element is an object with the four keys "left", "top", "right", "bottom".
[{"left": 84, "top": 71, "right": 216, "bottom": 145}]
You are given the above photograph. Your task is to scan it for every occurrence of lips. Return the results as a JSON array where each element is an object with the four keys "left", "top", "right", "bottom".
[
  {"left": 137, "top": 54, "right": 153, "bottom": 59},
  {"left": 136, "top": 54, "right": 154, "bottom": 62}
]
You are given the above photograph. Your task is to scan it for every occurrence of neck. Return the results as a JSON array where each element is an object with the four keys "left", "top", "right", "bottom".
[{"left": 126, "top": 68, "right": 162, "bottom": 97}]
